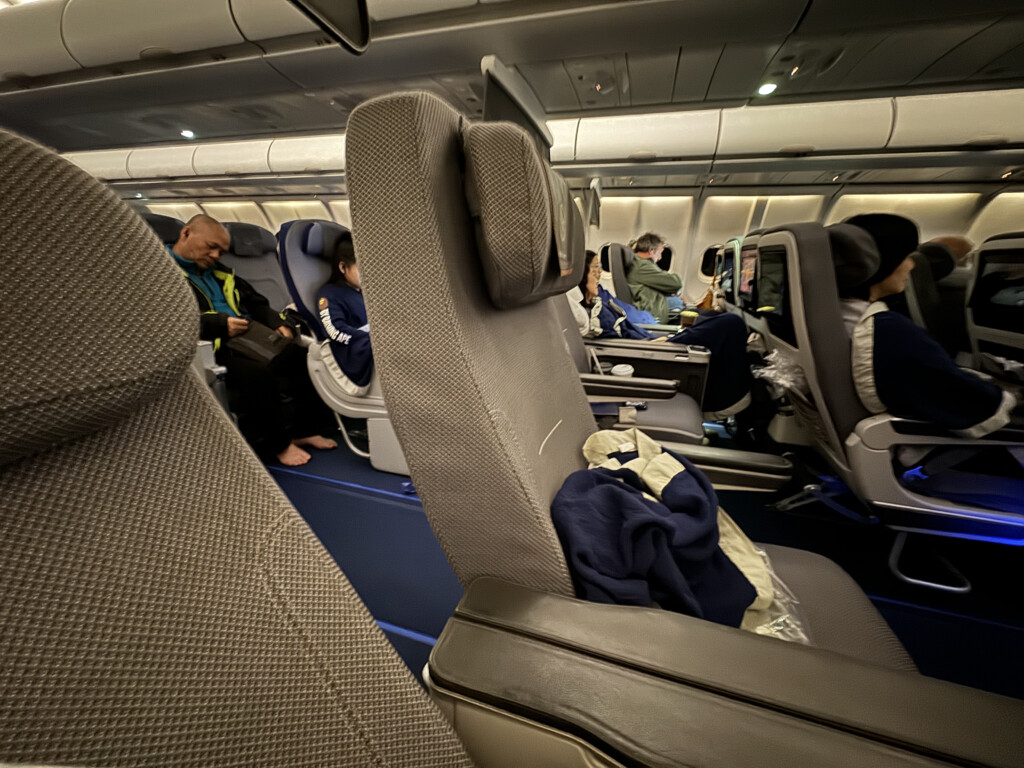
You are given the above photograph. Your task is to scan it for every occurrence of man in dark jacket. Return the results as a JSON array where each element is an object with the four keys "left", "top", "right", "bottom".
[{"left": 169, "top": 215, "right": 335, "bottom": 465}]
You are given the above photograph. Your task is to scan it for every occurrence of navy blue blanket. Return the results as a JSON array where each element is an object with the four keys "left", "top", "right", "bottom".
[{"left": 551, "top": 448, "right": 755, "bottom": 627}]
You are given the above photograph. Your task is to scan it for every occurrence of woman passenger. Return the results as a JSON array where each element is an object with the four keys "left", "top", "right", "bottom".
[{"left": 578, "top": 250, "right": 752, "bottom": 418}]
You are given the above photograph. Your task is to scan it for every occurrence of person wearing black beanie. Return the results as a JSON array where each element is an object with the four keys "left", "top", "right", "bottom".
[{"left": 830, "top": 215, "right": 1017, "bottom": 438}]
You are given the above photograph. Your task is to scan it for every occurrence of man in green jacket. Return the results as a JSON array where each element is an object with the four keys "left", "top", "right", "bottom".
[{"left": 627, "top": 232, "right": 683, "bottom": 323}]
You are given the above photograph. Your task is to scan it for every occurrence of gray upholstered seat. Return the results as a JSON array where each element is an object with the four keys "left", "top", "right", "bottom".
[
  {"left": 346, "top": 91, "right": 912, "bottom": 668},
  {"left": 221, "top": 221, "right": 294, "bottom": 313},
  {"left": 141, "top": 211, "right": 184, "bottom": 245},
  {"left": 0, "top": 128, "right": 471, "bottom": 767},
  {"left": 905, "top": 242, "right": 968, "bottom": 356}
]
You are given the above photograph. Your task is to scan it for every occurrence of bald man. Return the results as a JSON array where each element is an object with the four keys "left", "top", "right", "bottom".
[{"left": 169, "top": 214, "right": 336, "bottom": 466}]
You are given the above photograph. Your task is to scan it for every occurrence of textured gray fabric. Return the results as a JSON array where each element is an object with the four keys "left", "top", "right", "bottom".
[
  {"left": 601, "top": 243, "right": 634, "bottom": 301},
  {"left": 0, "top": 130, "right": 197, "bottom": 466},
  {"left": 789, "top": 223, "right": 872, "bottom": 441},
  {"left": 0, "top": 374, "right": 474, "bottom": 767},
  {"left": 762, "top": 544, "right": 916, "bottom": 672},
  {"left": 464, "top": 122, "right": 583, "bottom": 309},
  {"left": 347, "top": 92, "right": 596, "bottom": 595},
  {"left": 0, "top": 127, "right": 473, "bottom": 766}
]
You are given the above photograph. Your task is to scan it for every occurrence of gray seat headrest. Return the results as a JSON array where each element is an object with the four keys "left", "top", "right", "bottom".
[
  {"left": 827, "top": 223, "right": 882, "bottom": 294},
  {"left": 225, "top": 222, "right": 276, "bottom": 257},
  {"left": 915, "top": 242, "right": 957, "bottom": 281},
  {"left": 142, "top": 212, "right": 185, "bottom": 245},
  {"left": 0, "top": 130, "right": 197, "bottom": 466},
  {"left": 463, "top": 121, "right": 585, "bottom": 309}
]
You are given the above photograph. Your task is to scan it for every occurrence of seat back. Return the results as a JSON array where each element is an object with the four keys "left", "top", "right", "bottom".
[
  {"left": 718, "top": 237, "right": 741, "bottom": 312},
  {"left": 141, "top": 211, "right": 184, "bottom": 245},
  {"left": 759, "top": 224, "right": 872, "bottom": 474},
  {"left": 905, "top": 243, "right": 965, "bottom": 356},
  {"left": 347, "top": 91, "right": 595, "bottom": 595},
  {"left": 600, "top": 242, "right": 634, "bottom": 300},
  {"left": 220, "top": 221, "right": 292, "bottom": 312},
  {"left": 0, "top": 128, "right": 470, "bottom": 767},
  {"left": 279, "top": 219, "right": 349, "bottom": 341},
  {"left": 967, "top": 232, "right": 1024, "bottom": 368}
]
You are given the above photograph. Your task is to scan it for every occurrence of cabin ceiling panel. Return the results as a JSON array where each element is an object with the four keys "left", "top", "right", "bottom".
[
  {"left": 914, "top": 18, "right": 1024, "bottom": 84},
  {"left": 517, "top": 61, "right": 580, "bottom": 112},
  {"left": 970, "top": 41, "right": 1024, "bottom": 82},
  {"left": 0, "top": 58, "right": 300, "bottom": 150},
  {"left": 796, "top": 0, "right": 1024, "bottom": 35},
  {"left": 836, "top": 22, "right": 992, "bottom": 90},
  {"left": 671, "top": 47, "right": 722, "bottom": 104},
  {"left": 706, "top": 43, "right": 781, "bottom": 100},
  {"left": 625, "top": 51, "right": 679, "bottom": 107},
  {"left": 564, "top": 54, "right": 628, "bottom": 109}
]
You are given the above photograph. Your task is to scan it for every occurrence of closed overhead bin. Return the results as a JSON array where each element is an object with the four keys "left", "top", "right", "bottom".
[
  {"left": 0, "top": 0, "right": 78, "bottom": 79},
  {"left": 888, "top": 89, "right": 1024, "bottom": 149},
  {"left": 64, "top": 149, "right": 132, "bottom": 180},
  {"left": 718, "top": 99, "right": 893, "bottom": 155},
  {"left": 62, "top": 0, "right": 245, "bottom": 68},
  {"left": 575, "top": 111, "right": 720, "bottom": 162},
  {"left": 127, "top": 146, "right": 197, "bottom": 178},
  {"left": 229, "top": 0, "right": 318, "bottom": 41},
  {"left": 269, "top": 136, "right": 346, "bottom": 173},
  {"left": 193, "top": 140, "right": 273, "bottom": 176}
]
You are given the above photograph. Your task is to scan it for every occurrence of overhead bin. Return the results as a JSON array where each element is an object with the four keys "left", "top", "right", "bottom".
[
  {"left": 888, "top": 89, "right": 1024, "bottom": 149},
  {"left": 547, "top": 119, "right": 578, "bottom": 163},
  {"left": 718, "top": 99, "right": 893, "bottom": 156},
  {"left": 127, "top": 146, "right": 197, "bottom": 178},
  {"left": 0, "top": 0, "right": 78, "bottom": 80},
  {"left": 370, "top": 0, "right": 476, "bottom": 21},
  {"left": 193, "top": 140, "right": 273, "bottom": 176},
  {"left": 64, "top": 150, "right": 131, "bottom": 180},
  {"left": 229, "top": 0, "right": 318, "bottom": 41},
  {"left": 575, "top": 111, "right": 720, "bottom": 162},
  {"left": 268, "top": 136, "right": 346, "bottom": 173},
  {"left": 62, "top": 0, "right": 245, "bottom": 68}
]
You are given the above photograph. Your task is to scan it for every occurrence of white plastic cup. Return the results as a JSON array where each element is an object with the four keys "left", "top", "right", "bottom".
[{"left": 610, "top": 364, "right": 634, "bottom": 377}]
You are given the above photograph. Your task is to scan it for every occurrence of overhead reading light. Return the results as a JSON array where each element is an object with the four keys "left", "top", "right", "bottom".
[
  {"left": 180, "top": 130, "right": 195, "bottom": 139},
  {"left": 757, "top": 83, "right": 777, "bottom": 96},
  {"left": 832, "top": 175, "right": 840, "bottom": 182},
  {"left": 1002, "top": 171, "right": 1013, "bottom": 179},
  {"left": 134, "top": 193, "right": 143, "bottom": 198}
]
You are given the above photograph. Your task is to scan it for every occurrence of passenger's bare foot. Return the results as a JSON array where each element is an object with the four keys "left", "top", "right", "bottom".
[
  {"left": 293, "top": 435, "right": 338, "bottom": 450},
  {"left": 277, "top": 443, "right": 312, "bottom": 466}
]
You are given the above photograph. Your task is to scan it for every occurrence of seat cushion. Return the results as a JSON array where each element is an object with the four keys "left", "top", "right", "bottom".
[{"left": 762, "top": 544, "right": 916, "bottom": 672}]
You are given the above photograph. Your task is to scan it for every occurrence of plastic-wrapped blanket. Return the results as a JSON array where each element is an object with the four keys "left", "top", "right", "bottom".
[{"left": 551, "top": 428, "right": 809, "bottom": 642}]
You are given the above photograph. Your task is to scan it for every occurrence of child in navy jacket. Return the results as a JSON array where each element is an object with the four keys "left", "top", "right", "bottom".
[{"left": 315, "top": 234, "right": 374, "bottom": 395}]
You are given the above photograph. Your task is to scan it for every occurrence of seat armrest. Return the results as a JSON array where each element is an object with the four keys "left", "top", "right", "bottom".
[
  {"left": 854, "top": 414, "right": 1024, "bottom": 450},
  {"left": 579, "top": 372, "right": 678, "bottom": 401},
  {"left": 430, "top": 578, "right": 1024, "bottom": 768},
  {"left": 638, "top": 323, "right": 682, "bottom": 334}
]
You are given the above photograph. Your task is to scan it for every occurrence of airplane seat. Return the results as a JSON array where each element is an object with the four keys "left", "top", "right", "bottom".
[
  {"left": 967, "top": 232, "right": 1024, "bottom": 382},
  {"left": 346, "top": 92, "right": 918, "bottom": 662},
  {"left": 0, "top": 127, "right": 472, "bottom": 767},
  {"left": 763, "top": 222, "right": 1024, "bottom": 556},
  {"left": 599, "top": 241, "right": 633, "bottom": 299},
  {"left": 140, "top": 211, "right": 184, "bottom": 244},
  {"left": 278, "top": 218, "right": 408, "bottom": 475},
  {"left": 220, "top": 221, "right": 295, "bottom": 316},
  {"left": 905, "top": 241, "right": 969, "bottom": 356}
]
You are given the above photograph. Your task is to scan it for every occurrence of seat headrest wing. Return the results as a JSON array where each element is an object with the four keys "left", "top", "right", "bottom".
[
  {"left": 302, "top": 220, "right": 350, "bottom": 260},
  {"left": 142, "top": 212, "right": 185, "bottom": 245},
  {"left": 915, "top": 242, "right": 957, "bottom": 281},
  {"left": 463, "top": 121, "right": 584, "bottom": 309},
  {"left": 0, "top": 130, "right": 197, "bottom": 466},
  {"left": 827, "top": 223, "right": 882, "bottom": 294},
  {"left": 226, "top": 222, "right": 276, "bottom": 257}
]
